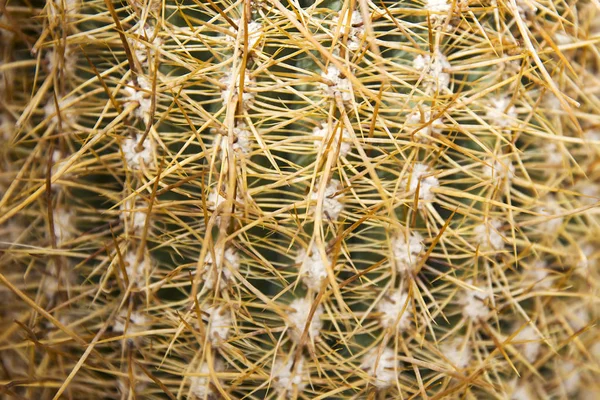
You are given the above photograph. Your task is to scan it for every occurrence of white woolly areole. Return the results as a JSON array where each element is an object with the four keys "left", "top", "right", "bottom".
[
  {"left": 232, "top": 124, "right": 252, "bottom": 153},
  {"left": 515, "top": 0, "right": 537, "bottom": 19},
  {"left": 332, "top": 10, "right": 364, "bottom": 51},
  {"left": 320, "top": 65, "right": 353, "bottom": 103},
  {"left": 483, "top": 158, "right": 515, "bottom": 182},
  {"left": 124, "top": 251, "right": 148, "bottom": 288},
  {"left": 206, "top": 186, "right": 242, "bottom": 229},
  {"left": 425, "top": 0, "right": 450, "bottom": 12},
  {"left": 124, "top": 77, "right": 152, "bottom": 123},
  {"left": 48, "top": 0, "right": 80, "bottom": 24},
  {"left": 312, "top": 123, "right": 351, "bottom": 157},
  {"left": 42, "top": 275, "right": 60, "bottom": 300},
  {"left": 272, "top": 356, "right": 306, "bottom": 395},
  {"left": 474, "top": 219, "right": 504, "bottom": 251},
  {"left": 392, "top": 230, "right": 424, "bottom": 274},
  {"left": 120, "top": 198, "right": 147, "bottom": 232},
  {"left": 53, "top": 0, "right": 79, "bottom": 13},
  {"left": 296, "top": 244, "right": 329, "bottom": 291},
  {"left": 226, "top": 19, "right": 263, "bottom": 50},
  {"left": 42, "top": 271, "right": 73, "bottom": 302},
  {"left": 576, "top": 182, "right": 600, "bottom": 206},
  {"left": 53, "top": 208, "right": 74, "bottom": 245},
  {"left": 190, "top": 365, "right": 213, "bottom": 399},
  {"left": 535, "top": 196, "right": 563, "bottom": 235},
  {"left": 46, "top": 47, "right": 78, "bottom": 76},
  {"left": 223, "top": 248, "right": 240, "bottom": 274},
  {"left": 202, "top": 247, "right": 240, "bottom": 290},
  {"left": 512, "top": 325, "right": 541, "bottom": 362},
  {"left": 220, "top": 70, "right": 256, "bottom": 108},
  {"left": 50, "top": 150, "right": 68, "bottom": 191},
  {"left": 412, "top": 51, "right": 451, "bottom": 92},
  {"left": 406, "top": 109, "right": 444, "bottom": 142},
  {"left": 113, "top": 310, "right": 147, "bottom": 334},
  {"left": 377, "top": 290, "right": 412, "bottom": 331},
  {"left": 208, "top": 187, "right": 232, "bottom": 211},
  {"left": 511, "top": 382, "right": 534, "bottom": 400},
  {"left": 559, "top": 361, "right": 581, "bottom": 395},
  {"left": 51, "top": 149, "right": 65, "bottom": 170},
  {"left": 543, "top": 142, "right": 563, "bottom": 167},
  {"left": 121, "top": 134, "right": 155, "bottom": 169},
  {"left": 441, "top": 338, "right": 471, "bottom": 369},
  {"left": 525, "top": 261, "right": 552, "bottom": 289},
  {"left": 349, "top": 10, "right": 363, "bottom": 26},
  {"left": 585, "top": 129, "right": 600, "bottom": 142},
  {"left": 205, "top": 305, "right": 231, "bottom": 345},
  {"left": 543, "top": 93, "right": 562, "bottom": 111},
  {"left": 287, "top": 297, "right": 323, "bottom": 343},
  {"left": 360, "top": 347, "right": 399, "bottom": 389},
  {"left": 190, "top": 359, "right": 223, "bottom": 399},
  {"left": 217, "top": 123, "right": 252, "bottom": 159},
  {"left": 310, "top": 179, "right": 344, "bottom": 221},
  {"left": 486, "top": 96, "right": 517, "bottom": 128},
  {"left": 402, "top": 164, "right": 439, "bottom": 206},
  {"left": 128, "top": 0, "right": 160, "bottom": 12},
  {"left": 44, "top": 96, "right": 77, "bottom": 126},
  {"left": 412, "top": 54, "right": 429, "bottom": 71},
  {"left": 130, "top": 24, "right": 162, "bottom": 65},
  {"left": 461, "top": 280, "right": 491, "bottom": 320}
]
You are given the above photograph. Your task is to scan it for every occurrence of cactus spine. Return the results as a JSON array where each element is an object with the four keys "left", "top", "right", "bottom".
[{"left": 1, "top": 1, "right": 599, "bottom": 399}]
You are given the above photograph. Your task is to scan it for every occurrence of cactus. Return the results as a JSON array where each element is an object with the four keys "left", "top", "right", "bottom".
[{"left": 1, "top": 0, "right": 599, "bottom": 399}]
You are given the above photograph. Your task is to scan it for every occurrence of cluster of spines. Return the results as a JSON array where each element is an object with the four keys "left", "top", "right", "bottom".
[{"left": 0, "top": 1, "right": 599, "bottom": 399}]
